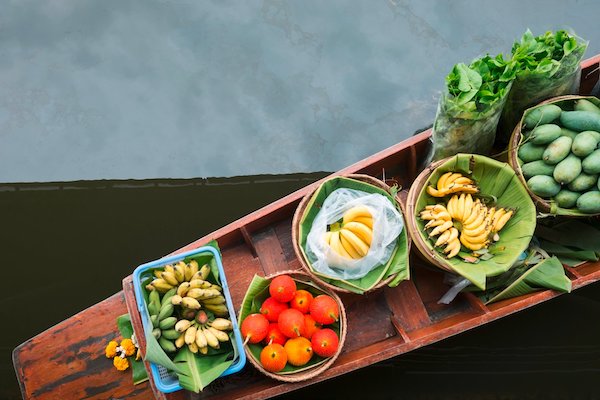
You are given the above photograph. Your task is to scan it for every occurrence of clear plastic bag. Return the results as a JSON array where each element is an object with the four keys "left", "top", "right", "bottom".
[
  {"left": 495, "top": 30, "right": 588, "bottom": 146},
  {"left": 430, "top": 86, "right": 510, "bottom": 161},
  {"left": 305, "top": 188, "right": 403, "bottom": 280}
]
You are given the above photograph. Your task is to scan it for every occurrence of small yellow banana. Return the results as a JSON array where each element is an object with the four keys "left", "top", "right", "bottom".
[
  {"left": 462, "top": 229, "right": 490, "bottom": 244},
  {"left": 494, "top": 210, "right": 513, "bottom": 232},
  {"left": 425, "top": 218, "right": 449, "bottom": 229},
  {"left": 463, "top": 203, "right": 484, "bottom": 226},
  {"left": 343, "top": 221, "right": 373, "bottom": 246},
  {"left": 329, "top": 231, "right": 352, "bottom": 259},
  {"left": 161, "top": 271, "right": 179, "bottom": 286},
  {"left": 342, "top": 206, "right": 372, "bottom": 224},
  {"left": 203, "top": 303, "right": 229, "bottom": 317},
  {"left": 181, "top": 297, "right": 201, "bottom": 310},
  {"left": 170, "top": 295, "right": 183, "bottom": 306},
  {"left": 189, "top": 279, "right": 212, "bottom": 289},
  {"left": 185, "top": 325, "right": 198, "bottom": 345},
  {"left": 208, "top": 326, "right": 230, "bottom": 342},
  {"left": 444, "top": 238, "right": 461, "bottom": 258},
  {"left": 457, "top": 194, "right": 466, "bottom": 222},
  {"left": 460, "top": 234, "right": 488, "bottom": 250},
  {"left": 437, "top": 172, "right": 453, "bottom": 190},
  {"left": 173, "top": 262, "right": 186, "bottom": 283},
  {"left": 200, "top": 264, "right": 211, "bottom": 280},
  {"left": 175, "top": 333, "right": 185, "bottom": 348},
  {"left": 339, "top": 232, "right": 362, "bottom": 259},
  {"left": 429, "top": 220, "right": 453, "bottom": 237},
  {"left": 443, "top": 173, "right": 463, "bottom": 188},
  {"left": 164, "top": 265, "right": 175, "bottom": 275},
  {"left": 435, "top": 229, "right": 452, "bottom": 247},
  {"left": 177, "top": 282, "right": 190, "bottom": 297},
  {"left": 195, "top": 328, "right": 208, "bottom": 348},
  {"left": 353, "top": 216, "right": 373, "bottom": 229},
  {"left": 186, "top": 260, "right": 199, "bottom": 281},
  {"left": 339, "top": 229, "right": 369, "bottom": 257},
  {"left": 446, "top": 195, "right": 459, "bottom": 219},
  {"left": 463, "top": 210, "right": 487, "bottom": 231},
  {"left": 151, "top": 279, "right": 174, "bottom": 293},
  {"left": 463, "top": 194, "right": 473, "bottom": 221},
  {"left": 210, "top": 318, "right": 233, "bottom": 331},
  {"left": 202, "top": 295, "right": 226, "bottom": 305},
  {"left": 188, "top": 342, "right": 199, "bottom": 354},
  {"left": 203, "top": 327, "right": 220, "bottom": 349},
  {"left": 175, "top": 319, "right": 193, "bottom": 333},
  {"left": 153, "top": 270, "right": 163, "bottom": 279}
]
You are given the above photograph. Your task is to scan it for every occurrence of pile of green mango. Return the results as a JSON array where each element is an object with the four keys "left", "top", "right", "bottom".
[{"left": 517, "top": 98, "right": 600, "bottom": 214}]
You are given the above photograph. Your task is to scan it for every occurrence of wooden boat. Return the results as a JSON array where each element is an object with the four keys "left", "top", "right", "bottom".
[{"left": 13, "top": 54, "right": 600, "bottom": 400}]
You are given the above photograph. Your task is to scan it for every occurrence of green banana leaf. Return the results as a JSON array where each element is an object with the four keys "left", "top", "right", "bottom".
[
  {"left": 478, "top": 256, "right": 571, "bottom": 304},
  {"left": 173, "top": 348, "right": 233, "bottom": 393},
  {"left": 238, "top": 275, "right": 341, "bottom": 374},
  {"left": 116, "top": 313, "right": 149, "bottom": 385},
  {"left": 297, "top": 176, "right": 409, "bottom": 294},
  {"left": 536, "top": 218, "right": 600, "bottom": 266},
  {"left": 414, "top": 154, "right": 537, "bottom": 290}
]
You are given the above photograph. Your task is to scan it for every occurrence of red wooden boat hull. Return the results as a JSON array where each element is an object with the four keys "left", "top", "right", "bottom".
[{"left": 13, "top": 54, "right": 600, "bottom": 400}]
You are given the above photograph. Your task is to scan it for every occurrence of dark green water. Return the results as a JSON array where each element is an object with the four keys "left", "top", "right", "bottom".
[{"left": 5, "top": 175, "right": 600, "bottom": 399}]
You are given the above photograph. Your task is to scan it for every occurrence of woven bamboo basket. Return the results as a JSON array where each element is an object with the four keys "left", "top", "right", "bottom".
[
  {"left": 239, "top": 270, "right": 347, "bottom": 383},
  {"left": 508, "top": 94, "right": 600, "bottom": 216},
  {"left": 291, "top": 174, "right": 411, "bottom": 294},
  {"left": 405, "top": 154, "right": 536, "bottom": 290}
]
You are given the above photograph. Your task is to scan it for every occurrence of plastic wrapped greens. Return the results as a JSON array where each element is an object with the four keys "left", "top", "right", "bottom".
[
  {"left": 431, "top": 54, "right": 516, "bottom": 161},
  {"left": 496, "top": 29, "right": 588, "bottom": 146}
]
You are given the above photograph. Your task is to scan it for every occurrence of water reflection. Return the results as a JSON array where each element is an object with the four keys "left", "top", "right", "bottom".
[{"left": 1, "top": 1, "right": 599, "bottom": 182}]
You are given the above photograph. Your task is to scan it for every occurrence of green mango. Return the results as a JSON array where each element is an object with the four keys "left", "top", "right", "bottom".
[
  {"left": 554, "top": 190, "right": 581, "bottom": 208},
  {"left": 521, "top": 160, "right": 555, "bottom": 178},
  {"left": 560, "top": 128, "right": 579, "bottom": 139},
  {"left": 530, "top": 124, "right": 562, "bottom": 145},
  {"left": 553, "top": 154, "right": 582, "bottom": 184},
  {"left": 543, "top": 136, "right": 572, "bottom": 164},
  {"left": 567, "top": 173, "right": 598, "bottom": 192},
  {"left": 577, "top": 191, "right": 600, "bottom": 214},
  {"left": 572, "top": 131, "right": 600, "bottom": 157},
  {"left": 527, "top": 175, "right": 561, "bottom": 198},
  {"left": 518, "top": 142, "right": 545, "bottom": 162},
  {"left": 524, "top": 104, "right": 562, "bottom": 127},
  {"left": 582, "top": 149, "right": 600, "bottom": 174}
]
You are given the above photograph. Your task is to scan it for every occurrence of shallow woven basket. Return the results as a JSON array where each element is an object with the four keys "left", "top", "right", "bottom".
[
  {"left": 508, "top": 94, "right": 600, "bottom": 216},
  {"left": 291, "top": 174, "right": 410, "bottom": 294},
  {"left": 405, "top": 154, "right": 537, "bottom": 288},
  {"left": 241, "top": 270, "right": 347, "bottom": 383},
  {"left": 405, "top": 160, "right": 454, "bottom": 273}
]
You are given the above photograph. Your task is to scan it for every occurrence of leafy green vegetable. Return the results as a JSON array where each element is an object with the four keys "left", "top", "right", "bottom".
[
  {"left": 496, "top": 29, "right": 588, "bottom": 144},
  {"left": 432, "top": 54, "right": 515, "bottom": 160}
]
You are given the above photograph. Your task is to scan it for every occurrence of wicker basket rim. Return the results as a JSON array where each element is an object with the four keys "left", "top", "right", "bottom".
[
  {"left": 507, "top": 94, "right": 600, "bottom": 216},
  {"left": 240, "top": 270, "right": 348, "bottom": 382},
  {"left": 291, "top": 173, "right": 410, "bottom": 294}
]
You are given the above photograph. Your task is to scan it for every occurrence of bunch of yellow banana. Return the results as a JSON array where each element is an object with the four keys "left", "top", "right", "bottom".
[
  {"left": 174, "top": 311, "right": 232, "bottom": 355},
  {"left": 146, "top": 260, "right": 212, "bottom": 293},
  {"left": 420, "top": 204, "right": 460, "bottom": 258},
  {"left": 426, "top": 172, "right": 478, "bottom": 197},
  {"left": 323, "top": 205, "right": 374, "bottom": 260}
]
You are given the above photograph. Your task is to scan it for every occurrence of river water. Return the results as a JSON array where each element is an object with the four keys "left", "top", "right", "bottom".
[
  {"left": 4, "top": 1, "right": 600, "bottom": 398},
  {"left": 1, "top": 0, "right": 600, "bottom": 182}
]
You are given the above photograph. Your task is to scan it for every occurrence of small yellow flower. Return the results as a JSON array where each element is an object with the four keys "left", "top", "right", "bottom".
[
  {"left": 120, "top": 338, "right": 136, "bottom": 357},
  {"left": 113, "top": 356, "right": 129, "bottom": 371},
  {"left": 105, "top": 341, "right": 118, "bottom": 358}
]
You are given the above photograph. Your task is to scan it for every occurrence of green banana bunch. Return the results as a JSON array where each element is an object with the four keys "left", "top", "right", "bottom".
[{"left": 145, "top": 260, "right": 232, "bottom": 355}]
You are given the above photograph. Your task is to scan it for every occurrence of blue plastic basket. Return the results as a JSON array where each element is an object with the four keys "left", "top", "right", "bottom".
[{"left": 132, "top": 246, "right": 246, "bottom": 393}]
